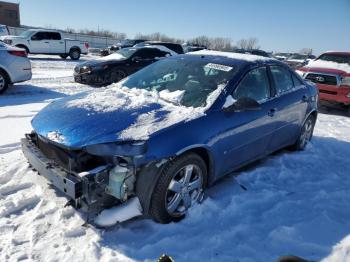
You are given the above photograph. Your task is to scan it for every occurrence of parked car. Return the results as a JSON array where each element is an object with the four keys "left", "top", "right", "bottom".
[
  {"left": 1, "top": 29, "right": 89, "bottom": 60},
  {"left": 284, "top": 53, "right": 316, "bottom": 68},
  {"left": 296, "top": 51, "right": 350, "bottom": 110},
  {"left": 233, "top": 49, "right": 270, "bottom": 57},
  {"left": 0, "top": 41, "right": 32, "bottom": 94},
  {"left": 183, "top": 45, "right": 207, "bottom": 53},
  {"left": 134, "top": 41, "right": 185, "bottom": 54},
  {"left": 0, "top": 24, "right": 9, "bottom": 37},
  {"left": 22, "top": 50, "right": 318, "bottom": 224},
  {"left": 274, "top": 52, "right": 293, "bottom": 61},
  {"left": 74, "top": 46, "right": 173, "bottom": 86}
]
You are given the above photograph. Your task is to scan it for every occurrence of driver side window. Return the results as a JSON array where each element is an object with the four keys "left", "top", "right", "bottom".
[{"left": 233, "top": 67, "right": 271, "bottom": 102}]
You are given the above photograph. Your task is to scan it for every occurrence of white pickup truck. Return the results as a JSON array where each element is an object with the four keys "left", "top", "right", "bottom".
[{"left": 1, "top": 29, "right": 89, "bottom": 60}]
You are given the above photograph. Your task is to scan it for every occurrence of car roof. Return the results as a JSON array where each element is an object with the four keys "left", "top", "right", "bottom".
[
  {"left": 186, "top": 50, "right": 276, "bottom": 67},
  {"left": 322, "top": 51, "right": 350, "bottom": 57}
]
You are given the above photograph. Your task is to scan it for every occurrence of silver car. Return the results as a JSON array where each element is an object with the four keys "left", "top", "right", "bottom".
[{"left": 0, "top": 41, "right": 32, "bottom": 94}]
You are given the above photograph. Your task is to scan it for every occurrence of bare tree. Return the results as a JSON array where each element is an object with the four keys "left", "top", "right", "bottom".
[
  {"left": 299, "top": 48, "right": 313, "bottom": 55},
  {"left": 236, "top": 37, "right": 260, "bottom": 50}
]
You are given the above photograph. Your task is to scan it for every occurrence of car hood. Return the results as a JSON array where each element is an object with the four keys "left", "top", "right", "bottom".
[
  {"left": 1, "top": 35, "right": 25, "bottom": 40},
  {"left": 300, "top": 60, "right": 350, "bottom": 75},
  {"left": 31, "top": 86, "right": 205, "bottom": 148}
]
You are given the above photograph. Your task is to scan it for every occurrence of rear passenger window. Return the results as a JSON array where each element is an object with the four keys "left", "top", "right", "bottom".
[
  {"left": 292, "top": 73, "right": 304, "bottom": 87},
  {"left": 270, "top": 66, "right": 294, "bottom": 95},
  {"left": 50, "top": 32, "right": 61, "bottom": 40},
  {"left": 233, "top": 67, "right": 271, "bottom": 102}
]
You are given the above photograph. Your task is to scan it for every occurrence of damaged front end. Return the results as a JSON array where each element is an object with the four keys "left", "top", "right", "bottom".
[{"left": 21, "top": 132, "right": 151, "bottom": 216}]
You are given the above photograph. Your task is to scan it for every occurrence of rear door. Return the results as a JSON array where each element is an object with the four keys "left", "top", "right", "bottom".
[
  {"left": 217, "top": 66, "right": 279, "bottom": 175},
  {"left": 29, "top": 31, "right": 50, "bottom": 53},
  {"left": 47, "top": 32, "right": 65, "bottom": 54},
  {"left": 267, "top": 65, "right": 309, "bottom": 151}
]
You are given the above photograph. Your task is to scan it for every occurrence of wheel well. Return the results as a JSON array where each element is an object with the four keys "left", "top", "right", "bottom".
[
  {"left": 15, "top": 44, "right": 29, "bottom": 53},
  {"left": 310, "top": 110, "right": 317, "bottom": 120},
  {"left": 70, "top": 46, "right": 81, "bottom": 53},
  {"left": 180, "top": 147, "right": 212, "bottom": 185},
  {"left": 0, "top": 67, "right": 11, "bottom": 83}
]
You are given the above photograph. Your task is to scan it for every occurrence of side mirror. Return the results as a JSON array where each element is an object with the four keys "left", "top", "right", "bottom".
[{"left": 223, "top": 96, "right": 261, "bottom": 112}]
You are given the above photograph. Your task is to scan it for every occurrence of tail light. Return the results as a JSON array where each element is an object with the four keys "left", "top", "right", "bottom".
[
  {"left": 85, "top": 42, "right": 89, "bottom": 49},
  {"left": 8, "top": 50, "right": 27, "bottom": 57}
]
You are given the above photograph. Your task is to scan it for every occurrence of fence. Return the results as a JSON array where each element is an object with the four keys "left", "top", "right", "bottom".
[{"left": 7, "top": 26, "right": 121, "bottom": 49}]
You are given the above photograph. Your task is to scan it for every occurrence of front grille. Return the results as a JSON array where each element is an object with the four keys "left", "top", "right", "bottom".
[
  {"left": 305, "top": 73, "right": 338, "bottom": 86},
  {"left": 32, "top": 133, "right": 107, "bottom": 173},
  {"left": 319, "top": 89, "right": 337, "bottom": 95}
]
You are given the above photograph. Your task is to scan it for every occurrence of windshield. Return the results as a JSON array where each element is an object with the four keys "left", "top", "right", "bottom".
[
  {"left": 289, "top": 54, "right": 308, "bottom": 60},
  {"left": 117, "top": 48, "right": 138, "bottom": 58},
  {"left": 19, "top": 30, "right": 34, "bottom": 38},
  {"left": 317, "top": 54, "right": 350, "bottom": 65},
  {"left": 123, "top": 58, "right": 238, "bottom": 108}
]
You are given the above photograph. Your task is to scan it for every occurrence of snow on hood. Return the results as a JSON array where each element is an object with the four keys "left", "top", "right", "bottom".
[
  {"left": 97, "top": 52, "right": 126, "bottom": 61},
  {"left": 64, "top": 82, "right": 226, "bottom": 141},
  {"left": 189, "top": 49, "right": 273, "bottom": 62},
  {"left": 305, "top": 60, "right": 350, "bottom": 74}
]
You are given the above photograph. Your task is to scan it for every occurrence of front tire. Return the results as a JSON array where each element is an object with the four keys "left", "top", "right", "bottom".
[
  {"left": 150, "top": 153, "right": 207, "bottom": 224},
  {"left": 60, "top": 54, "right": 68, "bottom": 59},
  {"left": 291, "top": 115, "right": 316, "bottom": 151},
  {"left": 110, "top": 69, "right": 127, "bottom": 84},
  {"left": 0, "top": 70, "right": 9, "bottom": 94},
  {"left": 69, "top": 49, "right": 81, "bottom": 60}
]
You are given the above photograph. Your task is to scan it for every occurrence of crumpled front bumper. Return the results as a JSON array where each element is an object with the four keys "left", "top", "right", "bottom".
[{"left": 21, "top": 135, "right": 115, "bottom": 211}]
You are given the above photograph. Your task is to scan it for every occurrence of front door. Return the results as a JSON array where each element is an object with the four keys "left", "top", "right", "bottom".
[
  {"left": 29, "top": 31, "right": 51, "bottom": 53},
  {"left": 215, "top": 66, "right": 278, "bottom": 176}
]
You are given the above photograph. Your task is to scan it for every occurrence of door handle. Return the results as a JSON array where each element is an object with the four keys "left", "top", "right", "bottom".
[
  {"left": 302, "top": 95, "right": 309, "bottom": 102},
  {"left": 268, "top": 108, "right": 277, "bottom": 117}
]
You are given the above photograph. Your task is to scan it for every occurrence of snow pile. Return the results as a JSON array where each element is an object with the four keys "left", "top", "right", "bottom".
[
  {"left": 306, "top": 60, "right": 350, "bottom": 73},
  {"left": 94, "top": 197, "right": 143, "bottom": 227},
  {"left": 190, "top": 49, "right": 274, "bottom": 62}
]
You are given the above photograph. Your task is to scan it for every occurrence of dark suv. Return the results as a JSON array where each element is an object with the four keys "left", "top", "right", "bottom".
[{"left": 134, "top": 41, "right": 184, "bottom": 54}]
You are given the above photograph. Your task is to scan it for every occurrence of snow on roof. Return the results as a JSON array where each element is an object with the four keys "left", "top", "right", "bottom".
[
  {"left": 97, "top": 52, "right": 126, "bottom": 61},
  {"left": 144, "top": 45, "right": 177, "bottom": 56},
  {"left": 189, "top": 49, "right": 273, "bottom": 62},
  {"left": 306, "top": 60, "right": 350, "bottom": 74}
]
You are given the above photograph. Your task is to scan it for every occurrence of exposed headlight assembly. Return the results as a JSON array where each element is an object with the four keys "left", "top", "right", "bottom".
[{"left": 85, "top": 141, "right": 147, "bottom": 157}]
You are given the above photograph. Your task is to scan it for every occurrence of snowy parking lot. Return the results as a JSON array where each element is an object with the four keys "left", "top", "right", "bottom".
[{"left": 1, "top": 55, "right": 350, "bottom": 262}]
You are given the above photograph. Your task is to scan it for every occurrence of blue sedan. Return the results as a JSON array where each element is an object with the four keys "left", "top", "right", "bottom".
[{"left": 21, "top": 50, "right": 318, "bottom": 224}]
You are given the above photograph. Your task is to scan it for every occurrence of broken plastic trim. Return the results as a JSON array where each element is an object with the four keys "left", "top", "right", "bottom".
[{"left": 85, "top": 141, "right": 147, "bottom": 157}]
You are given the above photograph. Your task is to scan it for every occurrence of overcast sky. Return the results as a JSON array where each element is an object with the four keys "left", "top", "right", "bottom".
[{"left": 9, "top": 0, "right": 350, "bottom": 55}]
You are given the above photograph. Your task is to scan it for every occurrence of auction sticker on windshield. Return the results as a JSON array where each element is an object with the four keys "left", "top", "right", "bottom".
[{"left": 205, "top": 63, "right": 233, "bottom": 72}]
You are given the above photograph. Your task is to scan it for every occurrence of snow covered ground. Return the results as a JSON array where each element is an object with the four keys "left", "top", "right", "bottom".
[{"left": 1, "top": 55, "right": 350, "bottom": 262}]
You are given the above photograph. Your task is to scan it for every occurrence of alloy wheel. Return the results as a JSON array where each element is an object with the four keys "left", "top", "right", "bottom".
[
  {"left": 0, "top": 74, "right": 5, "bottom": 91},
  {"left": 165, "top": 164, "right": 204, "bottom": 216},
  {"left": 300, "top": 118, "right": 313, "bottom": 148}
]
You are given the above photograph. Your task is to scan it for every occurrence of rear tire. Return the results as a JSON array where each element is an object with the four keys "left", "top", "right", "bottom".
[
  {"left": 291, "top": 115, "right": 316, "bottom": 151},
  {"left": 150, "top": 153, "right": 207, "bottom": 224},
  {"left": 0, "top": 70, "right": 9, "bottom": 94},
  {"left": 69, "top": 49, "right": 81, "bottom": 60}
]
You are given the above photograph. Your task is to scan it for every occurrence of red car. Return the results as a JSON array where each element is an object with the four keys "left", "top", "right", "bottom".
[{"left": 296, "top": 52, "right": 350, "bottom": 109}]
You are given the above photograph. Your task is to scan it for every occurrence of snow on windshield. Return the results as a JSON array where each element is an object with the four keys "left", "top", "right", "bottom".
[
  {"left": 306, "top": 60, "right": 350, "bottom": 74},
  {"left": 189, "top": 49, "right": 274, "bottom": 62}
]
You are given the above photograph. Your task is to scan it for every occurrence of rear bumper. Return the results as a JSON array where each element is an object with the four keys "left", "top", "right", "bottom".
[{"left": 316, "top": 84, "right": 350, "bottom": 105}]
